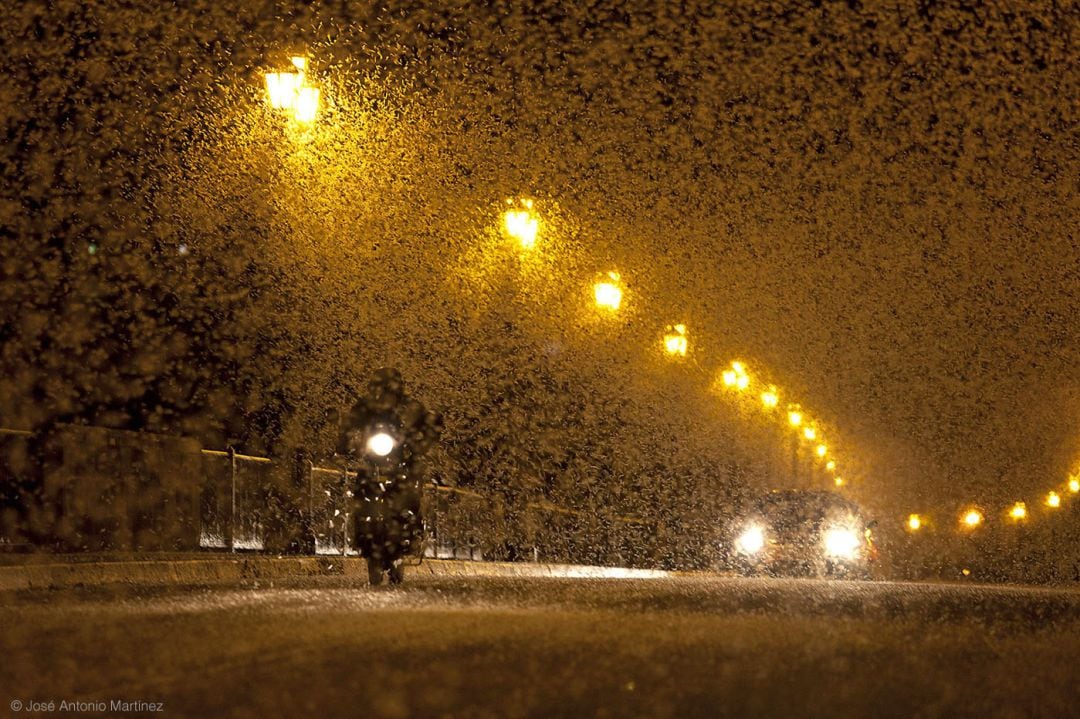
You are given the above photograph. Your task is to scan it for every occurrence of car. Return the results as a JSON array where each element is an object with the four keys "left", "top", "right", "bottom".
[{"left": 723, "top": 489, "right": 877, "bottom": 579}]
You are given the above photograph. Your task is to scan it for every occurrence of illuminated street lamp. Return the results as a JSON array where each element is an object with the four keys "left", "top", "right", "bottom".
[
  {"left": 815, "top": 444, "right": 827, "bottom": 458},
  {"left": 1046, "top": 491, "right": 1061, "bottom": 508},
  {"left": 826, "top": 460, "right": 836, "bottom": 472},
  {"left": 663, "top": 324, "right": 688, "bottom": 357},
  {"left": 761, "top": 387, "right": 779, "bottom": 408},
  {"left": 265, "top": 56, "right": 307, "bottom": 108},
  {"left": 802, "top": 426, "right": 817, "bottom": 441},
  {"left": 721, "top": 361, "right": 750, "bottom": 390},
  {"left": 264, "top": 55, "right": 320, "bottom": 124},
  {"left": 833, "top": 476, "right": 844, "bottom": 487},
  {"left": 502, "top": 198, "right": 539, "bottom": 249},
  {"left": 787, "top": 409, "right": 803, "bottom": 427},
  {"left": 1008, "top": 501, "right": 1027, "bottom": 521},
  {"left": 907, "top": 514, "right": 923, "bottom": 531},
  {"left": 961, "top": 508, "right": 983, "bottom": 528},
  {"left": 1069, "top": 477, "right": 1080, "bottom": 494},
  {"left": 293, "top": 85, "right": 321, "bottom": 124},
  {"left": 593, "top": 271, "right": 623, "bottom": 311}
]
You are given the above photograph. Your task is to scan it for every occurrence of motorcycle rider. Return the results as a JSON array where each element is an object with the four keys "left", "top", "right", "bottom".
[{"left": 337, "top": 368, "right": 441, "bottom": 585}]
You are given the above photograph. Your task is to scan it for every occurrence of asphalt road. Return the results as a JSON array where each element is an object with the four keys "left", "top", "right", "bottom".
[{"left": 3, "top": 574, "right": 1080, "bottom": 718}]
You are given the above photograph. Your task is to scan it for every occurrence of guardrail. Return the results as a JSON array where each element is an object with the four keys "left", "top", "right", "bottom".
[{"left": 1, "top": 426, "right": 654, "bottom": 565}]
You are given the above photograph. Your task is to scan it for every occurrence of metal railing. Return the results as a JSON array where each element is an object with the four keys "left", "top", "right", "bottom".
[
  {"left": 2, "top": 427, "right": 653, "bottom": 565},
  {"left": 198, "top": 448, "right": 274, "bottom": 551}
]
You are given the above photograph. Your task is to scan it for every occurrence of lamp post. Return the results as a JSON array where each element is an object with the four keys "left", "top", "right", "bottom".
[
  {"left": 502, "top": 198, "right": 539, "bottom": 250},
  {"left": 663, "top": 324, "right": 689, "bottom": 358},
  {"left": 593, "top": 271, "right": 623, "bottom": 312},
  {"left": 786, "top": 407, "right": 802, "bottom": 488},
  {"left": 264, "top": 55, "right": 320, "bottom": 125}
]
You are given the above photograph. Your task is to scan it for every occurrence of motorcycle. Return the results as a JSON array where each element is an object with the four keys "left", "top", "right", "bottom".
[{"left": 336, "top": 368, "right": 441, "bottom": 586}]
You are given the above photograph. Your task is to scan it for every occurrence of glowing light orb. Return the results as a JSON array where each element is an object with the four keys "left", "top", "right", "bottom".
[{"left": 366, "top": 432, "right": 396, "bottom": 457}]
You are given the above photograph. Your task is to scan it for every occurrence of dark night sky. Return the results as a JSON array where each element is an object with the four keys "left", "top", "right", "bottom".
[{"left": 1, "top": 1, "right": 1077, "bottom": 515}]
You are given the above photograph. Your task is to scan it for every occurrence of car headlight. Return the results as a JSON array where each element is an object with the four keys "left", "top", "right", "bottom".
[
  {"left": 735, "top": 525, "right": 766, "bottom": 555},
  {"left": 823, "top": 527, "right": 861, "bottom": 559}
]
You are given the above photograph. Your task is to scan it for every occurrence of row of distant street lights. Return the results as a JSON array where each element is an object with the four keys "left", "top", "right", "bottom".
[
  {"left": 261, "top": 56, "right": 1077, "bottom": 534},
  {"left": 908, "top": 472, "right": 1080, "bottom": 535},
  {"left": 500, "top": 198, "right": 850, "bottom": 486}
]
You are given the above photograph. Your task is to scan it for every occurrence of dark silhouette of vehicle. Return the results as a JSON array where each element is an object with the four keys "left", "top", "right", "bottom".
[{"left": 722, "top": 490, "right": 877, "bottom": 579}]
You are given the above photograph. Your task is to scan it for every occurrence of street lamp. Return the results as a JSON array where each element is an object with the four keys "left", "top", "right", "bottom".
[
  {"left": 961, "top": 508, "right": 983, "bottom": 528},
  {"left": 787, "top": 409, "right": 803, "bottom": 427},
  {"left": 293, "top": 86, "right": 320, "bottom": 123},
  {"left": 907, "top": 514, "right": 923, "bottom": 531},
  {"left": 721, "top": 361, "right": 750, "bottom": 390},
  {"left": 761, "top": 387, "right": 779, "bottom": 408},
  {"left": 593, "top": 271, "right": 622, "bottom": 311},
  {"left": 502, "top": 198, "right": 539, "bottom": 250},
  {"left": 1069, "top": 477, "right": 1080, "bottom": 494},
  {"left": 1008, "top": 501, "right": 1027, "bottom": 521},
  {"left": 815, "top": 444, "right": 827, "bottom": 458},
  {"left": 265, "top": 56, "right": 306, "bottom": 108},
  {"left": 663, "top": 324, "right": 688, "bottom": 357},
  {"left": 826, "top": 460, "right": 836, "bottom": 472},
  {"left": 1046, "top": 491, "right": 1061, "bottom": 508},
  {"left": 264, "top": 55, "right": 320, "bottom": 124},
  {"left": 802, "top": 426, "right": 817, "bottom": 441},
  {"left": 833, "top": 476, "right": 844, "bottom": 487}
]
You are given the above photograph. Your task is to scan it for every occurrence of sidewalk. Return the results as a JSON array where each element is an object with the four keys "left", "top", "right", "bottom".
[{"left": 0, "top": 553, "right": 671, "bottom": 592}]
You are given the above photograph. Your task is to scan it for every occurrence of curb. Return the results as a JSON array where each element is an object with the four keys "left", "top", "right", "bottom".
[{"left": 0, "top": 557, "right": 671, "bottom": 592}]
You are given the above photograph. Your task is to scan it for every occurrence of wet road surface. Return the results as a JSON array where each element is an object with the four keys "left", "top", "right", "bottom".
[{"left": 3, "top": 574, "right": 1079, "bottom": 718}]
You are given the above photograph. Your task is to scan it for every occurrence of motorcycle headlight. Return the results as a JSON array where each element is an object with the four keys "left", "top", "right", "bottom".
[
  {"left": 823, "top": 527, "right": 861, "bottom": 559},
  {"left": 735, "top": 525, "right": 766, "bottom": 555}
]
